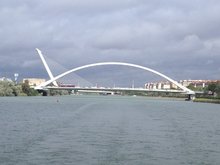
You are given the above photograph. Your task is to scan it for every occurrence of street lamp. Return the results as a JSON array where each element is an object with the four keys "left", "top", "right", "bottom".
[{"left": 14, "top": 73, "right": 19, "bottom": 84}]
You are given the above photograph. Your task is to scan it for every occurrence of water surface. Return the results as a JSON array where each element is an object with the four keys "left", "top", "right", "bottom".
[{"left": 0, "top": 96, "right": 220, "bottom": 165}]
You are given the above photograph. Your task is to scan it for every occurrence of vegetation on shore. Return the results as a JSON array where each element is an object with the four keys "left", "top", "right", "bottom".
[
  {"left": 193, "top": 98, "right": 220, "bottom": 104},
  {"left": 1, "top": 80, "right": 220, "bottom": 104},
  {"left": 123, "top": 90, "right": 186, "bottom": 98},
  {"left": 0, "top": 80, "right": 39, "bottom": 96},
  {"left": 0, "top": 80, "right": 70, "bottom": 96},
  {"left": 188, "top": 82, "right": 220, "bottom": 104}
]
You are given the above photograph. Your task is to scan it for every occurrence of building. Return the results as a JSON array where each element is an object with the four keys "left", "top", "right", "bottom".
[
  {"left": 145, "top": 79, "right": 220, "bottom": 90},
  {"left": 23, "top": 78, "right": 46, "bottom": 87},
  {"left": 145, "top": 81, "right": 178, "bottom": 90},
  {"left": 179, "top": 80, "right": 220, "bottom": 88},
  {"left": 0, "top": 77, "right": 13, "bottom": 82}
]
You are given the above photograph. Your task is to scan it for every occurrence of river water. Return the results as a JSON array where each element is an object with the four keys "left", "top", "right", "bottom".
[{"left": 0, "top": 95, "right": 220, "bottom": 165}]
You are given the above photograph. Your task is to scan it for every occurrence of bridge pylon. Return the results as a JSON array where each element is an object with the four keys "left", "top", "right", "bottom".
[{"left": 36, "top": 48, "right": 58, "bottom": 87}]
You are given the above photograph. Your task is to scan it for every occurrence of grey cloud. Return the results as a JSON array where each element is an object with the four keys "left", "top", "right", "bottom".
[{"left": 0, "top": 0, "right": 220, "bottom": 85}]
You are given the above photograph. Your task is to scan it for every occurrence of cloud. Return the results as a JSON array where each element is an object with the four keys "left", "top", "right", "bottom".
[
  {"left": 21, "top": 60, "right": 40, "bottom": 68},
  {"left": 0, "top": 0, "right": 220, "bottom": 86}
]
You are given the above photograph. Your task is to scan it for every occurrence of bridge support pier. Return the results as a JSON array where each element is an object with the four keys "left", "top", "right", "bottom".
[
  {"left": 42, "top": 91, "right": 48, "bottom": 96},
  {"left": 186, "top": 94, "right": 195, "bottom": 101},
  {"left": 37, "top": 90, "right": 48, "bottom": 96},
  {"left": 72, "top": 89, "right": 78, "bottom": 95}
]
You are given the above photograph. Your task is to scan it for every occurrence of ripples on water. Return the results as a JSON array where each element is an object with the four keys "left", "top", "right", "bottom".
[{"left": 0, "top": 96, "right": 220, "bottom": 165}]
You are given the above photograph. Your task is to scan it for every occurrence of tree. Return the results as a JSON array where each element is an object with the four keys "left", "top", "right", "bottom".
[
  {"left": 0, "top": 80, "right": 40, "bottom": 96},
  {"left": 0, "top": 81, "right": 14, "bottom": 96},
  {"left": 207, "top": 83, "right": 217, "bottom": 95},
  {"left": 21, "top": 81, "right": 31, "bottom": 96},
  {"left": 215, "top": 84, "right": 220, "bottom": 97},
  {"left": 49, "top": 89, "right": 69, "bottom": 96},
  {"left": 187, "top": 84, "right": 196, "bottom": 91},
  {"left": 12, "top": 85, "right": 23, "bottom": 96},
  {"left": 21, "top": 80, "right": 39, "bottom": 96}
]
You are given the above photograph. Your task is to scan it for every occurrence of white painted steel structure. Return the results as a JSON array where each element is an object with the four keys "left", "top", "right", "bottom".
[
  {"left": 35, "top": 49, "right": 195, "bottom": 95},
  {"left": 36, "top": 48, "right": 58, "bottom": 87}
]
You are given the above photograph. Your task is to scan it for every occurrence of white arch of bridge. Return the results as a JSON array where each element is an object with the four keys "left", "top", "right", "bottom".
[{"left": 37, "top": 62, "right": 195, "bottom": 94}]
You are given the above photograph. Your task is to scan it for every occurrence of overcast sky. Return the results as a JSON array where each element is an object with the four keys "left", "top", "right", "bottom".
[{"left": 0, "top": 0, "right": 220, "bottom": 87}]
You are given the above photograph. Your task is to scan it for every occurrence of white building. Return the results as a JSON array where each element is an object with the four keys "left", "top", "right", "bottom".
[
  {"left": 0, "top": 77, "right": 13, "bottom": 82},
  {"left": 23, "top": 78, "right": 46, "bottom": 87},
  {"left": 145, "top": 79, "right": 220, "bottom": 90},
  {"left": 179, "top": 80, "right": 220, "bottom": 88},
  {"left": 145, "top": 81, "right": 175, "bottom": 90}
]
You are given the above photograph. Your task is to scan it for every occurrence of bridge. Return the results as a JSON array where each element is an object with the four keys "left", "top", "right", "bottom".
[
  {"left": 46, "top": 86, "right": 186, "bottom": 94},
  {"left": 34, "top": 48, "right": 195, "bottom": 99}
]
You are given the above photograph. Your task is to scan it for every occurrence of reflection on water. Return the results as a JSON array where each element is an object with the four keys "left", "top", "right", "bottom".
[{"left": 0, "top": 96, "right": 220, "bottom": 164}]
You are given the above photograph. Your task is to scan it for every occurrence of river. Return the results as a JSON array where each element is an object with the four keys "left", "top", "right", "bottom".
[{"left": 0, "top": 95, "right": 220, "bottom": 165}]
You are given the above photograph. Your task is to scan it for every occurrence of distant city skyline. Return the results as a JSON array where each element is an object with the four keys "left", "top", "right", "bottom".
[{"left": 0, "top": 0, "right": 220, "bottom": 87}]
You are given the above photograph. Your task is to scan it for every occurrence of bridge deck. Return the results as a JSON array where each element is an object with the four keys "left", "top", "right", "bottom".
[{"left": 44, "top": 86, "right": 188, "bottom": 93}]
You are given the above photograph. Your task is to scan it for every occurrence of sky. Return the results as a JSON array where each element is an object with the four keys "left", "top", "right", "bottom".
[{"left": 0, "top": 0, "right": 220, "bottom": 87}]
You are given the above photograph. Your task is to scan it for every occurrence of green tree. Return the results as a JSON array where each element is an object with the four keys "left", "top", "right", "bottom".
[
  {"left": 49, "top": 89, "right": 69, "bottom": 96},
  {"left": 215, "top": 84, "right": 220, "bottom": 97},
  {"left": 21, "top": 81, "right": 30, "bottom": 95},
  {"left": 207, "top": 83, "right": 217, "bottom": 95},
  {"left": 12, "top": 85, "right": 23, "bottom": 96},
  {"left": 187, "top": 84, "right": 196, "bottom": 91},
  {"left": 0, "top": 81, "right": 14, "bottom": 96},
  {"left": 21, "top": 80, "right": 39, "bottom": 96},
  {"left": 0, "top": 80, "right": 40, "bottom": 96}
]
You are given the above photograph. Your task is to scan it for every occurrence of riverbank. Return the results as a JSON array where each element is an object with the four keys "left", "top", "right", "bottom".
[{"left": 193, "top": 98, "right": 220, "bottom": 104}]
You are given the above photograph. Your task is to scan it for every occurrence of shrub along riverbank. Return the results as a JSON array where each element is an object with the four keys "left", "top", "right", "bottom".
[
  {"left": 1, "top": 80, "right": 220, "bottom": 103},
  {"left": 0, "top": 80, "right": 38, "bottom": 96},
  {"left": 193, "top": 98, "right": 220, "bottom": 104},
  {"left": 0, "top": 80, "right": 71, "bottom": 96},
  {"left": 188, "top": 82, "right": 220, "bottom": 104}
]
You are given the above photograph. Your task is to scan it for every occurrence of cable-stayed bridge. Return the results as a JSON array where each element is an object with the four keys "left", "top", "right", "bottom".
[{"left": 34, "top": 49, "right": 196, "bottom": 99}]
